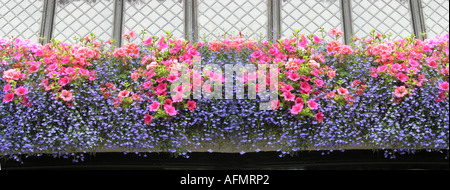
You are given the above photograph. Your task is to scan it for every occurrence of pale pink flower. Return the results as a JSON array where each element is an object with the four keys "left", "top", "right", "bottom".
[
  {"left": 118, "top": 90, "right": 130, "bottom": 98},
  {"left": 59, "top": 90, "right": 73, "bottom": 101},
  {"left": 172, "top": 92, "right": 184, "bottom": 103},
  {"left": 3, "top": 69, "right": 22, "bottom": 81},
  {"left": 394, "top": 86, "right": 408, "bottom": 98},
  {"left": 337, "top": 87, "right": 349, "bottom": 96}
]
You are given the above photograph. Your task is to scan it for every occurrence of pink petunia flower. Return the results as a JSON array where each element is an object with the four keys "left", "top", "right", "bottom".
[
  {"left": 307, "top": 99, "right": 319, "bottom": 110},
  {"left": 3, "top": 84, "right": 11, "bottom": 92},
  {"left": 3, "top": 69, "right": 22, "bottom": 81},
  {"left": 14, "top": 86, "right": 28, "bottom": 96},
  {"left": 330, "top": 28, "right": 343, "bottom": 37},
  {"left": 287, "top": 72, "right": 300, "bottom": 81},
  {"left": 394, "top": 86, "right": 408, "bottom": 98},
  {"left": 58, "top": 76, "right": 70, "bottom": 87},
  {"left": 59, "top": 90, "right": 73, "bottom": 101},
  {"left": 314, "top": 79, "right": 324, "bottom": 87},
  {"left": 290, "top": 103, "right": 304, "bottom": 115},
  {"left": 78, "top": 68, "right": 89, "bottom": 76},
  {"left": 313, "top": 35, "right": 323, "bottom": 43},
  {"left": 122, "top": 30, "right": 137, "bottom": 39},
  {"left": 118, "top": 90, "right": 130, "bottom": 98},
  {"left": 315, "top": 111, "right": 324, "bottom": 123},
  {"left": 270, "top": 99, "right": 280, "bottom": 110},
  {"left": 144, "top": 114, "right": 153, "bottom": 125},
  {"left": 300, "top": 81, "right": 312, "bottom": 94},
  {"left": 3, "top": 92, "right": 14, "bottom": 103},
  {"left": 164, "top": 105, "right": 177, "bottom": 116},
  {"left": 156, "top": 83, "right": 168, "bottom": 96},
  {"left": 439, "top": 82, "right": 449, "bottom": 91},
  {"left": 143, "top": 37, "right": 153, "bottom": 45},
  {"left": 396, "top": 73, "right": 409, "bottom": 82},
  {"left": 337, "top": 87, "right": 349, "bottom": 96},
  {"left": 283, "top": 91, "right": 295, "bottom": 101},
  {"left": 149, "top": 101, "right": 160, "bottom": 112},
  {"left": 172, "top": 92, "right": 184, "bottom": 103},
  {"left": 163, "top": 98, "right": 173, "bottom": 107},
  {"left": 166, "top": 74, "right": 179, "bottom": 83},
  {"left": 143, "top": 81, "right": 153, "bottom": 89},
  {"left": 295, "top": 97, "right": 304, "bottom": 105},
  {"left": 187, "top": 100, "right": 197, "bottom": 111}
]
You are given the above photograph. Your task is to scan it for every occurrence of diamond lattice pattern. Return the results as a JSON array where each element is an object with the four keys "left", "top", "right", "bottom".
[
  {"left": 352, "top": 0, "right": 414, "bottom": 39},
  {"left": 53, "top": 0, "right": 114, "bottom": 44},
  {"left": 124, "top": 0, "right": 184, "bottom": 41},
  {"left": 0, "top": 0, "right": 43, "bottom": 43},
  {"left": 198, "top": 0, "right": 268, "bottom": 40},
  {"left": 422, "top": 0, "right": 449, "bottom": 39},
  {"left": 281, "top": 0, "right": 342, "bottom": 39}
]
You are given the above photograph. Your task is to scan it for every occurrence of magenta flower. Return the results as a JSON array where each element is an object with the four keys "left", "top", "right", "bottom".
[
  {"left": 315, "top": 111, "right": 324, "bottom": 123},
  {"left": 287, "top": 72, "right": 300, "bottom": 81},
  {"left": 313, "top": 35, "right": 323, "bottom": 43},
  {"left": 58, "top": 76, "right": 70, "bottom": 87},
  {"left": 439, "top": 82, "right": 449, "bottom": 91},
  {"left": 166, "top": 74, "right": 179, "bottom": 83},
  {"left": 143, "top": 37, "right": 153, "bottom": 45},
  {"left": 307, "top": 99, "right": 319, "bottom": 110},
  {"left": 3, "top": 84, "right": 11, "bottom": 92},
  {"left": 396, "top": 73, "right": 409, "bottom": 82},
  {"left": 144, "top": 114, "right": 153, "bottom": 125},
  {"left": 283, "top": 91, "right": 295, "bottom": 101},
  {"left": 149, "top": 101, "right": 160, "bottom": 112},
  {"left": 156, "top": 83, "right": 167, "bottom": 96},
  {"left": 300, "top": 81, "right": 311, "bottom": 94},
  {"left": 314, "top": 79, "right": 324, "bottom": 87},
  {"left": 3, "top": 92, "right": 14, "bottom": 103},
  {"left": 290, "top": 103, "right": 303, "bottom": 115},
  {"left": 187, "top": 100, "right": 197, "bottom": 111},
  {"left": 14, "top": 86, "right": 28, "bottom": 96},
  {"left": 158, "top": 36, "right": 169, "bottom": 49},
  {"left": 142, "top": 81, "right": 153, "bottom": 89},
  {"left": 164, "top": 105, "right": 177, "bottom": 116}
]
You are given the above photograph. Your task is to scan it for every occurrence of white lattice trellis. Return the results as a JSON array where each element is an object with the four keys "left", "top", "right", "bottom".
[
  {"left": 124, "top": 0, "right": 184, "bottom": 41},
  {"left": 0, "top": 0, "right": 43, "bottom": 43},
  {"left": 198, "top": 0, "right": 268, "bottom": 40},
  {"left": 352, "top": 0, "right": 414, "bottom": 39},
  {"left": 281, "top": 0, "right": 342, "bottom": 39},
  {"left": 422, "top": 0, "right": 449, "bottom": 39},
  {"left": 53, "top": 0, "right": 114, "bottom": 44}
]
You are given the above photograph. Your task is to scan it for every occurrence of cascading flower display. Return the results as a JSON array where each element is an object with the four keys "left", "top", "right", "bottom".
[{"left": 0, "top": 29, "right": 448, "bottom": 162}]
